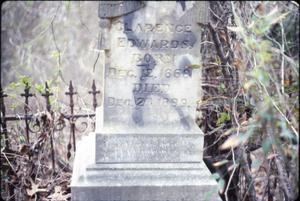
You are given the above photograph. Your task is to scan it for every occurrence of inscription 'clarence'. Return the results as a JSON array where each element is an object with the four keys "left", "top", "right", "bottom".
[{"left": 117, "top": 22, "right": 192, "bottom": 33}]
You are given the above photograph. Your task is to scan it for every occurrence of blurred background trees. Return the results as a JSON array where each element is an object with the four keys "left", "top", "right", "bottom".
[{"left": 1, "top": 1, "right": 102, "bottom": 113}]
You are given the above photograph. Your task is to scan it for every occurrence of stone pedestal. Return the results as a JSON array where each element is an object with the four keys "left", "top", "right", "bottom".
[{"left": 71, "top": 131, "right": 220, "bottom": 201}]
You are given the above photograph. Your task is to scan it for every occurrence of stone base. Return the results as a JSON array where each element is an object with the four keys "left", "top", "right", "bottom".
[
  {"left": 71, "top": 133, "right": 221, "bottom": 201},
  {"left": 72, "top": 186, "right": 220, "bottom": 201}
]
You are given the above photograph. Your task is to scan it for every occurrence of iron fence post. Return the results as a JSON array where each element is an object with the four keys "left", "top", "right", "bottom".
[
  {"left": 89, "top": 80, "right": 100, "bottom": 129},
  {"left": 42, "top": 82, "right": 53, "bottom": 112},
  {"left": 41, "top": 82, "right": 55, "bottom": 172},
  {"left": 20, "top": 83, "right": 34, "bottom": 143},
  {"left": 0, "top": 85, "right": 9, "bottom": 149},
  {"left": 65, "top": 81, "right": 77, "bottom": 158},
  {"left": 88, "top": 80, "right": 100, "bottom": 111}
]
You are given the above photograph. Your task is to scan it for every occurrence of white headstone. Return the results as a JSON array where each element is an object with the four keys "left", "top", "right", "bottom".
[
  {"left": 98, "top": 1, "right": 206, "bottom": 133},
  {"left": 71, "top": 2, "right": 221, "bottom": 201}
]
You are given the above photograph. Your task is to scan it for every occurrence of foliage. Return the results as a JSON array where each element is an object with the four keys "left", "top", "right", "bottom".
[
  {"left": 1, "top": 80, "right": 96, "bottom": 200},
  {"left": 200, "top": 1, "right": 298, "bottom": 201}
]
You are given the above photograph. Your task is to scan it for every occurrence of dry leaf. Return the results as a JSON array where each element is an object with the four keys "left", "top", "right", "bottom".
[
  {"left": 219, "top": 30, "right": 227, "bottom": 42},
  {"left": 47, "top": 186, "right": 70, "bottom": 201},
  {"left": 267, "top": 153, "right": 278, "bottom": 160},
  {"left": 26, "top": 179, "right": 47, "bottom": 197},
  {"left": 233, "top": 58, "right": 243, "bottom": 69},
  {"left": 19, "top": 144, "right": 30, "bottom": 155},
  {"left": 239, "top": 113, "right": 248, "bottom": 125},
  {"left": 255, "top": 3, "right": 265, "bottom": 15},
  {"left": 220, "top": 134, "right": 248, "bottom": 150},
  {"left": 270, "top": 12, "right": 289, "bottom": 25},
  {"left": 227, "top": 163, "right": 239, "bottom": 172},
  {"left": 220, "top": 135, "right": 242, "bottom": 150},
  {"left": 213, "top": 160, "right": 229, "bottom": 167},
  {"left": 227, "top": 26, "right": 243, "bottom": 33}
]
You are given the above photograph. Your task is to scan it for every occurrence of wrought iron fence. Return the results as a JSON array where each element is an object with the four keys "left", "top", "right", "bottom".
[{"left": 0, "top": 80, "right": 101, "bottom": 171}]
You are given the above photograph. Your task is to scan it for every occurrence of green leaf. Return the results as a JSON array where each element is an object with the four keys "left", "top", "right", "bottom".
[
  {"left": 262, "top": 138, "right": 273, "bottom": 154},
  {"left": 25, "top": 1, "right": 34, "bottom": 7},
  {"left": 19, "top": 75, "right": 32, "bottom": 86},
  {"left": 217, "top": 112, "right": 230, "bottom": 126},
  {"left": 49, "top": 96, "right": 56, "bottom": 106},
  {"left": 187, "top": 64, "right": 201, "bottom": 69},
  {"left": 218, "top": 178, "right": 225, "bottom": 193},
  {"left": 249, "top": 67, "right": 269, "bottom": 86},
  {"left": 209, "top": 173, "right": 220, "bottom": 180},
  {"left": 65, "top": 1, "right": 71, "bottom": 12},
  {"left": 8, "top": 82, "right": 20, "bottom": 90},
  {"left": 35, "top": 84, "right": 44, "bottom": 93},
  {"left": 252, "top": 159, "right": 263, "bottom": 169},
  {"left": 280, "top": 120, "right": 296, "bottom": 141},
  {"left": 218, "top": 83, "right": 226, "bottom": 93},
  {"left": 51, "top": 50, "right": 60, "bottom": 59},
  {"left": 203, "top": 189, "right": 217, "bottom": 201},
  {"left": 19, "top": 136, "right": 26, "bottom": 143},
  {"left": 9, "top": 103, "right": 18, "bottom": 110}
]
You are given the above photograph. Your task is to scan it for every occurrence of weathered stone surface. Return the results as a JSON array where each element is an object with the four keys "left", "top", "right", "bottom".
[
  {"left": 99, "top": 1, "right": 145, "bottom": 19},
  {"left": 72, "top": 186, "right": 220, "bottom": 201},
  {"left": 95, "top": 133, "right": 203, "bottom": 163},
  {"left": 98, "top": 1, "right": 207, "bottom": 132},
  {"left": 71, "top": 133, "right": 221, "bottom": 201}
]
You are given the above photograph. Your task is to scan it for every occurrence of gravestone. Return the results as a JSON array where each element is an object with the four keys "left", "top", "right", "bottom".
[{"left": 71, "top": 1, "right": 221, "bottom": 201}]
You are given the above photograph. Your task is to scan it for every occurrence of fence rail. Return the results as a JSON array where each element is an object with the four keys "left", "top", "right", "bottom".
[{"left": 0, "top": 80, "right": 101, "bottom": 171}]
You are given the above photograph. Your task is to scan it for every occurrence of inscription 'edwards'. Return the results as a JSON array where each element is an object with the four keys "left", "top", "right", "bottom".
[
  {"left": 71, "top": 1, "right": 221, "bottom": 201},
  {"left": 117, "top": 38, "right": 194, "bottom": 49}
]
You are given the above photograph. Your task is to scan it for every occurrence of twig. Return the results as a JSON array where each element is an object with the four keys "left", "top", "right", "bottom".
[
  {"left": 209, "top": 7, "right": 224, "bottom": 22},
  {"left": 78, "top": 2, "right": 92, "bottom": 34},
  {"left": 224, "top": 147, "right": 237, "bottom": 201},
  {"left": 93, "top": 31, "right": 101, "bottom": 72},
  {"left": 280, "top": 21, "right": 285, "bottom": 94},
  {"left": 208, "top": 23, "right": 227, "bottom": 65},
  {"left": 261, "top": 160, "right": 273, "bottom": 201},
  {"left": 224, "top": 87, "right": 241, "bottom": 201},
  {"left": 267, "top": 118, "right": 295, "bottom": 200},
  {"left": 50, "top": 3, "right": 66, "bottom": 84},
  {"left": 290, "top": 1, "right": 299, "bottom": 7},
  {"left": 50, "top": 5, "right": 61, "bottom": 67},
  {"left": 1, "top": 152, "right": 17, "bottom": 175}
]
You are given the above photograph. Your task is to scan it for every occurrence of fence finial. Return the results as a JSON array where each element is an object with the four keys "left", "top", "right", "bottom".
[
  {"left": 41, "top": 82, "right": 53, "bottom": 112},
  {"left": 89, "top": 80, "right": 100, "bottom": 111}
]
